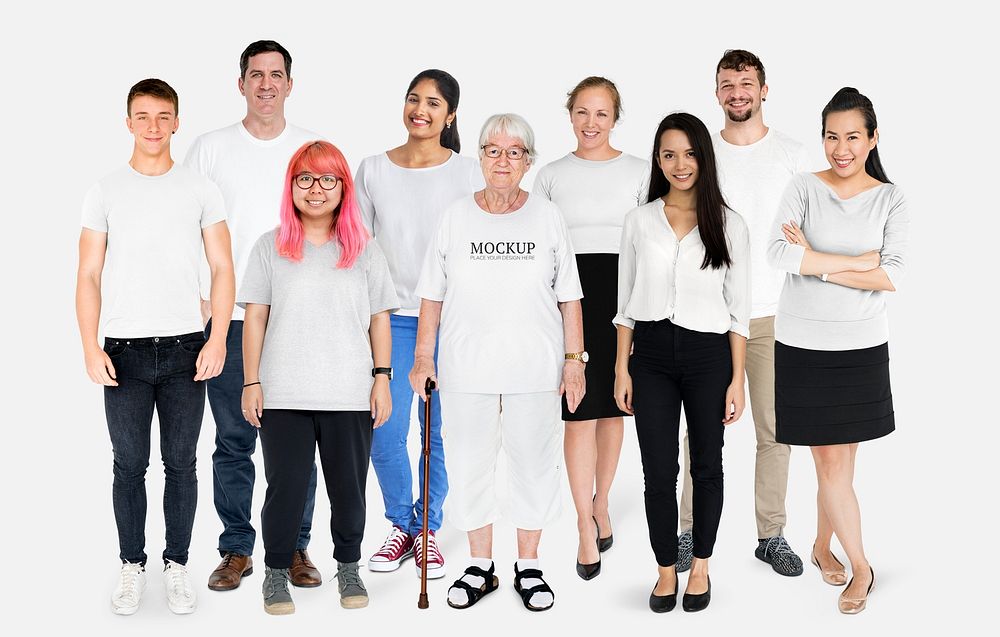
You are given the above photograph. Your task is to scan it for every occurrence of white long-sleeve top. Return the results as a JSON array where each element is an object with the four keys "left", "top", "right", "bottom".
[
  {"left": 614, "top": 199, "right": 751, "bottom": 337},
  {"left": 766, "top": 173, "right": 908, "bottom": 351}
]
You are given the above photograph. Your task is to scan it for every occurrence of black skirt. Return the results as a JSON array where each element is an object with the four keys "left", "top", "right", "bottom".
[
  {"left": 774, "top": 341, "right": 895, "bottom": 446},
  {"left": 563, "top": 253, "right": 628, "bottom": 422}
]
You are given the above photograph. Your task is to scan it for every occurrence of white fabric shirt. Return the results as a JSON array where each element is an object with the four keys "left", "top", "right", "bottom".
[
  {"left": 81, "top": 164, "right": 226, "bottom": 338},
  {"left": 532, "top": 152, "right": 648, "bottom": 254},
  {"left": 185, "top": 121, "right": 321, "bottom": 320},
  {"left": 614, "top": 200, "right": 751, "bottom": 337},
  {"left": 713, "top": 129, "right": 812, "bottom": 318},
  {"left": 767, "top": 173, "right": 909, "bottom": 351},
  {"left": 355, "top": 151, "right": 483, "bottom": 316},
  {"left": 415, "top": 195, "right": 583, "bottom": 394}
]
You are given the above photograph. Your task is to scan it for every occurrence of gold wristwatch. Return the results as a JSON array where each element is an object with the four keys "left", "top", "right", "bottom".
[{"left": 565, "top": 351, "right": 589, "bottom": 363}]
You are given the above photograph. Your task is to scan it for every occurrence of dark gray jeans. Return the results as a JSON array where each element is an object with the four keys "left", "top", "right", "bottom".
[{"left": 104, "top": 332, "right": 206, "bottom": 565}]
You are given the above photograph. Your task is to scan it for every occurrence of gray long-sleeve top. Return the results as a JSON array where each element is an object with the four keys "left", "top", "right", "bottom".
[{"left": 767, "top": 173, "right": 909, "bottom": 351}]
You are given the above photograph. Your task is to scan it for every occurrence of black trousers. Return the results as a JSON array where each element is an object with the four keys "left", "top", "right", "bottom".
[
  {"left": 630, "top": 320, "right": 731, "bottom": 567},
  {"left": 259, "top": 409, "right": 372, "bottom": 567}
]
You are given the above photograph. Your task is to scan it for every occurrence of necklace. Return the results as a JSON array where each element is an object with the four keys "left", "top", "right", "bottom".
[{"left": 483, "top": 189, "right": 522, "bottom": 215}]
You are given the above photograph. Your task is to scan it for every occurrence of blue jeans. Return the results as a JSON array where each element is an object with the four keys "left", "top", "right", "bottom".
[
  {"left": 370, "top": 314, "right": 448, "bottom": 535},
  {"left": 104, "top": 333, "right": 206, "bottom": 565},
  {"left": 205, "top": 319, "right": 317, "bottom": 556}
]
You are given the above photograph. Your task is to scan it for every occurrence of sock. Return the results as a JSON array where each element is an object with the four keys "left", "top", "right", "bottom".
[
  {"left": 516, "top": 559, "right": 553, "bottom": 609},
  {"left": 448, "top": 557, "right": 493, "bottom": 606}
]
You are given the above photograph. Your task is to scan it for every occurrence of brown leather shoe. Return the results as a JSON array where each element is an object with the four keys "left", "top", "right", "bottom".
[
  {"left": 290, "top": 549, "right": 322, "bottom": 588},
  {"left": 208, "top": 553, "right": 253, "bottom": 591}
]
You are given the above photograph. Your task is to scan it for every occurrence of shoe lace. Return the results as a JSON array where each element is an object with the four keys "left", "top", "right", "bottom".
[
  {"left": 266, "top": 569, "right": 290, "bottom": 595},
  {"left": 414, "top": 532, "right": 443, "bottom": 562},
  {"left": 117, "top": 563, "right": 143, "bottom": 598},
  {"left": 337, "top": 565, "right": 363, "bottom": 590},
  {"left": 766, "top": 537, "right": 796, "bottom": 560},
  {"left": 374, "top": 527, "right": 410, "bottom": 557},
  {"left": 165, "top": 562, "right": 193, "bottom": 599}
]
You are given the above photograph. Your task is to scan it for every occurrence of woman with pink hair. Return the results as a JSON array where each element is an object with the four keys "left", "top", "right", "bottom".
[{"left": 238, "top": 141, "right": 399, "bottom": 615}]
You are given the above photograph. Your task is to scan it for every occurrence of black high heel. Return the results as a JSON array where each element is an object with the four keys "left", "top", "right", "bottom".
[
  {"left": 593, "top": 495, "right": 613, "bottom": 552},
  {"left": 576, "top": 519, "right": 601, "bottom": 581}
]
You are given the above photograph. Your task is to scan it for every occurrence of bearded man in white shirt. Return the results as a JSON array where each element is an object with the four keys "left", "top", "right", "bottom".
[{"left": 677, "top": 49, "right": 811, "bottom": 578}]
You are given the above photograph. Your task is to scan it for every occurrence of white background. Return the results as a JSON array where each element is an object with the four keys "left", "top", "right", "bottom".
[{"left": 2, "top": 1, "right": 993, "bottom": 634}]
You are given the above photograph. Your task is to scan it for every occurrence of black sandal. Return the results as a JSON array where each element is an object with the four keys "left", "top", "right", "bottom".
[
  {"left": 513, "top": 563, "right": 554, "bottom": 612},
  {"left": 447, "top": 563, "right": 499, "bottom": 609}
]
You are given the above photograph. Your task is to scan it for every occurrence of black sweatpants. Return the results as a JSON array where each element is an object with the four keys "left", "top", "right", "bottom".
[
  {"left": 259, "top": 409, "right": 372, "bottom": 567},
  {"left": 630, "top": 320, "right": 731, "bottom": 567}
]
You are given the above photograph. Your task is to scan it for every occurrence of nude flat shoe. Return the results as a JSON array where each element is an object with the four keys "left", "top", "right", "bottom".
[
  {"left": 810, "top": 545, "right": 848, "bottom": 586},
  {"left": 838, "top": 566, "right": 874, "bottom": 615}
]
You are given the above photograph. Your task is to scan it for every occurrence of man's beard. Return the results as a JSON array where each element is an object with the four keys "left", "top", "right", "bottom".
[{"left": 726, "top": 103, "right": 754, "bottom": 123}]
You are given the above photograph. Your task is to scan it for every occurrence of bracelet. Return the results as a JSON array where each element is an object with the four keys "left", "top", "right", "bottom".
[{"left": 243, "top": 381, "right": 261, "bottom": 388}]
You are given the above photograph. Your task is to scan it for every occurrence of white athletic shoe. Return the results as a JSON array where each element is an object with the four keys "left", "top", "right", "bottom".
[
  {"left": 111, "top": 562, "right": 146, "bottom": 615},
  {"left": 164, "top": 560, "right": 197, "bottom": 614}
]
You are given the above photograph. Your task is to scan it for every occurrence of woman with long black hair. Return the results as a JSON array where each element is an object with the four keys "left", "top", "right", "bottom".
[
  {"left": 354, "top": 69, "right": 482, "bottom": 580},
  {"left": 614, "top": 112, "right": 750, "bottom": 613},
  {"left": 768, "top": 87, "right": 908, "bottom": 614}
]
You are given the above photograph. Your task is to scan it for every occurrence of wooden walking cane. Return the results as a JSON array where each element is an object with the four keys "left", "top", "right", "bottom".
[{"left": 417, "top": 377, "right": 436, "bottom": 609}]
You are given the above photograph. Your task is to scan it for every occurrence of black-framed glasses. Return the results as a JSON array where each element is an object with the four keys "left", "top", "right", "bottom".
[
  {"left": 294, "top": 173, "right": 341, "bottom": 190},
  {"left": 481, "top": 145, "right": 527, "bottom": 161}
]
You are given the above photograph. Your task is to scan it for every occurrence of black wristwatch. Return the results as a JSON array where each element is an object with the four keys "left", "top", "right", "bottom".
[{"left": 372, "top": 367, "right": 393, "bottom": 380}]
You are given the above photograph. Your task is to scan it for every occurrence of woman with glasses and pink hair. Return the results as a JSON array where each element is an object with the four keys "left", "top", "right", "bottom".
[
  {"left": 238, "top": 141, "right": 399, "bottom": 615},
  {"left": 410, "top": 113, "right": 584, "bottom": 612}
]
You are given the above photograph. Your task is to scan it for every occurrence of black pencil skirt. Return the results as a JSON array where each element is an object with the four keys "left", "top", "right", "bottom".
[
  {"left": 563, "top": 253, "right": 628, "bottom": 422},
  {"left": 774, "top": 341, "right": 895, "bottom": 446}
]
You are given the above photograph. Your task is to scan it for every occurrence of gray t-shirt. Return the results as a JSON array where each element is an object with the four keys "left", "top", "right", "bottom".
[
  {"left": 238, "top": 229, "right": 399, "bottom": 411},
  {"left": 767, "top": 172, "right": 909, "bottom": 351},
  {"left": 80, "top": 163, "right": 227, "bottom": 338}
]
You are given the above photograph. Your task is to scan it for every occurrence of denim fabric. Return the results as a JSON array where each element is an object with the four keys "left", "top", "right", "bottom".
[
  {"left": 370, "top": 314, "right": 448, "bottom": 535},
  {"left": 205, "top": 319, "right": 317, "bottom": 555},
  {"left": 104, "top": 332, "right": 206, "bottom": 565}
]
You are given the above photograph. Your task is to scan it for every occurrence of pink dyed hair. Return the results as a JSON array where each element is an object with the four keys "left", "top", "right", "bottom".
[{"left": 277, "top": 141, "right": 368, "bottom": 268}]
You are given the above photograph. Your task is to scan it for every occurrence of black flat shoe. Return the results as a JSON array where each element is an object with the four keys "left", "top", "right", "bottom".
[
  {"left": 649, "top": 572, "right": 678, "bottom": 613},
  {"left": 682, "top": 575, "right": 711, "bottom": 612}
]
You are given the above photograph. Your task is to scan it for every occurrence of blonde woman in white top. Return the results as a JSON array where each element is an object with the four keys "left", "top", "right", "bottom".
[{"left": 533, "top": 76, "right": 646, "bottom": 581}]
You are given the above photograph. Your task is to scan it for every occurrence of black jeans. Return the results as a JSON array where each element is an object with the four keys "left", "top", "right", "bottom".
[
  {"left": 103, "top": 333, "right": 206, "bottom": 565},
  {"left": 259, "top": 409, "right": 373, "bottom": 567},
  {"left": 630, "top": 320, "right": 731, "bottom": 567}
]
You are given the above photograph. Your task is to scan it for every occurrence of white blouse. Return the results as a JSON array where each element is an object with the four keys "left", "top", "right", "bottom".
[{"left": 614, "top": 199, "right": 751, "bottom": 337}]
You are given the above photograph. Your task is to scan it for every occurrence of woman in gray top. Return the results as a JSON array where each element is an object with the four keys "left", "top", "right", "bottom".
[{"left": 767, "top": 88, "right": 908, "bottom": 615}]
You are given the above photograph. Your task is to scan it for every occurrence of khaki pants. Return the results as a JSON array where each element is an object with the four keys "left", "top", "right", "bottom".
[{"left": 679, "top": 316, "right": 790, "bottom": 538}]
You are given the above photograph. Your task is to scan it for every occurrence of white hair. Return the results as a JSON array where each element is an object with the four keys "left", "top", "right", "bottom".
[{"left": 477, "top": 113, "right": 538, "bottom": 163}]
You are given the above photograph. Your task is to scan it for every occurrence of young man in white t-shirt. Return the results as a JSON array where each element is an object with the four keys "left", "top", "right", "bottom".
[
  {"left": 677, "top": 49, "right": 812, "bottom": 578},
  {"left": 185, "top": 40, "right": 325, "bottom": 592},
  {"left": 76, "top": 79, "right": 235, "bottom": 615}
]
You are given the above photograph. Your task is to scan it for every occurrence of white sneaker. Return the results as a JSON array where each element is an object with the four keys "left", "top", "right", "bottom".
[
  {"left": 164, "top": 560, "right": 197, "bottom": 614},
  {"left": 111, "top": 562, "right": 146, "bottom": 615}
]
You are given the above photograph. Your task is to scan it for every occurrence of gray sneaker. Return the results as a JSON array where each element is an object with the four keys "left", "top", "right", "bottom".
[
  {"left": 676, "top": 530, "right": 693, "bottom": 573},
  {"left": 336, "top": 562, "right": 369, "bottom": 609},
  {"left": 755, "top": 536, "right": 804, "bottom": 576},
  {"left": 262, "top": 567, "right": 295, "bottom": 615}
]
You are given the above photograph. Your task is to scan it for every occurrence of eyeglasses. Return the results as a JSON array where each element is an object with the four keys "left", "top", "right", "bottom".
[
  {"left": 481, "top": 145, "right": 528, "bottom": 161},
  {"left": 294, "top": 173, "right": 341, "bottom": 190}
]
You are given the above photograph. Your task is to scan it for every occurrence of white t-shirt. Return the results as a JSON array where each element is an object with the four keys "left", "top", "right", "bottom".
[
  {"left": 415, "top": 195, "right": 583, "bottom": 394},
  {"left": 712, "top": 129, "right": 811, "bottom": 318},
  {"left": 614, "top": 201, "right": 751, "bottom": 338},
  {"left": 80, "top": 164, "right": 226, "bottom": 338},
  {"left": 185, "top": 121, "right": 322, "bottom": 320},
  {"left": 355, "top": 151, "right": 483, "bottom": 316},
  {"left": 238, "top": 230, "right": 400, "bottom": 411},
  {"left": 533, "top": 152, "right": 648, "bottom": 254}
]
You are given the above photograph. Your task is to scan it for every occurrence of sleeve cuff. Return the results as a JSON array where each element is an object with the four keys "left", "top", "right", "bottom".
[
  {"left": 730, "top": 321, "right": 749, "bottom": 339},
  {"left": 612, "top": 314, "right": 635, "bottom": 329}
]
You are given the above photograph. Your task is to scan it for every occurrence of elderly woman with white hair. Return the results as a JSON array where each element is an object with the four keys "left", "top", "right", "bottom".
[{"left": 410, "top": 113, "right": 585, "bottom": 612}]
